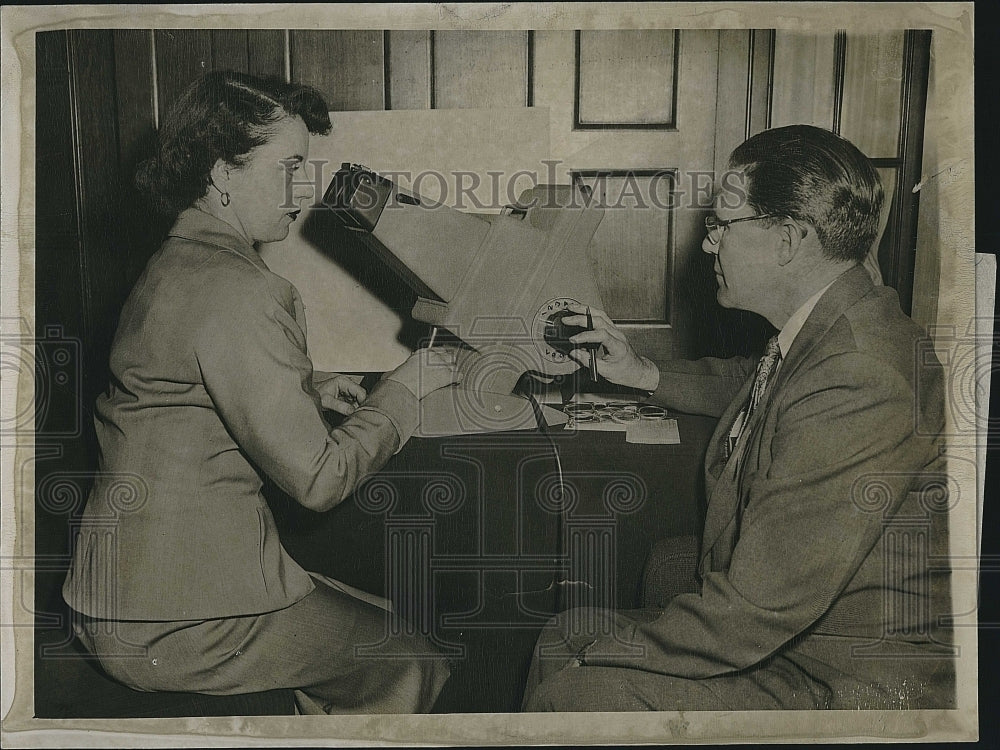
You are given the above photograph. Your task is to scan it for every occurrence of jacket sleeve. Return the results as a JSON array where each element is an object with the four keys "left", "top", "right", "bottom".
[
  {"left": 646, "top": 355, "right": 755, "bottom": 417},
  {"left": 192, "top": 272, "right": 418, "bottom": 513},
  {"left": 582, "top": 350, "right": 933, "bottom": 677}
]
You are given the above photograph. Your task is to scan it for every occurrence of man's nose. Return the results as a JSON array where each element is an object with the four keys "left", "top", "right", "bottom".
[{"left": 702, "top": 234, "right": 717, "bottom": 255}]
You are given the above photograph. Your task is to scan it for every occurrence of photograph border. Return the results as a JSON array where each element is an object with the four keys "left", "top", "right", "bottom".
[{"left": 1, "top": 3, "right": 978, "bottom": 746}]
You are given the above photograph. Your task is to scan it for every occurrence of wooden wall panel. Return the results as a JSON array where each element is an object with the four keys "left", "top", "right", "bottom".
[
  {"left": 210, "top": 29, "right": 249, "bottom": 73},
  {"left": 840, "top": 32, "right": 905, "bottom": 158},
  {"left": 36, "top": 31, "right": 85, "bottom": 341},
  {"left": 387, "top": 30, "right": 431, "bottom": 109},
  {"left": 111, "top": 30, "right": 155, "bottom": 177},
  {"left": 67, "top": 30, "right": 133, "bottom": 402},
  {"left": 574, "top": 172, "right": 674, "bottom": 322},
  {"left": 874, "top": 167, "right": 898, "bottom": 281},
  {"left": 290, "top": 30, "right": 385, "bottom": 110},
  {"left": 886, "top": 30, "right": 930, "bottom": 314},
  {"left": 247, "top": 29, "right": 287, "bottom": 79},
  {"left": 770, "top": 31, "right": 837, "bottom": 131},
  {"left": 153, "top": 30, "right": 213, "bottom": 123},
  {"left": 576, "top": 30, "right": 677, "bottom": 128},
  {"left": 35, "top": 30, "right": 96, "bottom": 630},
  {"left": 432, "top": 31, "right": 528, "bottom": 109},
  {"left": 714, "top": 30, "right": 751, "bottom": 177},
  {"left": 747, "top": 29, "right": 774, "bottom": 138},
  {"left": 111, "top": 30, "right": 161, "bottom": 287},
  {"left": 112, "top": 31, "right": 154, "bottom": 169}
]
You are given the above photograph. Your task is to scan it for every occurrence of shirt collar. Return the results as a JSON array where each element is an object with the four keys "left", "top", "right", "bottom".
[
  {"left": 167, "top": 207, "right": 269, "bottom": 271},
  {"left": 776, "top": 277, "right": 839, "bottom": 359}
]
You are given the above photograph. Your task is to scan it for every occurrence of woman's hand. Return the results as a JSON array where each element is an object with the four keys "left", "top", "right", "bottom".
[
  {"left": 559, "top": 305, "right": 660, "bottom": 391},
  {"left": 313, "top": 372, "right": 368, "bottom": 415},
  {"left": 384, "top": 347, "right": 462, "bottom": 399}
]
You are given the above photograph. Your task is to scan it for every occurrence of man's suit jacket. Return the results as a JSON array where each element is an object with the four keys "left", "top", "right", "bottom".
[
  {"left": 63, "top": 208, "right": 419, "bottom": 621},
  {"left": 583, "top": 265, "right": 954, "bottom": 708}
]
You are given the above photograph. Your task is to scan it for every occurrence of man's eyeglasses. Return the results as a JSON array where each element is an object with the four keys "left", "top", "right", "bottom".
[{"left": 704, "top": 213, "right": 780, "bottom": 245}]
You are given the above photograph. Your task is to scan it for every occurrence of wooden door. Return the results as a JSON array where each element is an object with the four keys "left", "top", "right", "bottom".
[{"left": 534, "top": 30, "right": 724, "bottom": 359}]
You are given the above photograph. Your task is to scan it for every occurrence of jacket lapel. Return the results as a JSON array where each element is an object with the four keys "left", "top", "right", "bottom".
[
  {"left": 698, "top": 265, "right": 876, "bottom": 573},
  {"left": 290, "top": 287, "right": 307, "bottom": 335},
  {"left": 699, "top": 374, "right": 753, "bottom": 570},
  {"left": 765, "top": 265, "right": 874, "bottom": 403}
]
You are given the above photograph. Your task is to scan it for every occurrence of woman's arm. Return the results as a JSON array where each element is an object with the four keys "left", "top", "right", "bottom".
[
  {"left": 312, "top": 370, "right": 368, "bottom": 415},
  {"left": 193, "top": 274, "right": 418, "bottom": 513}
]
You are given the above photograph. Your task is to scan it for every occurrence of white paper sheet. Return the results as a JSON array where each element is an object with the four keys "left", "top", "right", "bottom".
[{"left": 625, "top": 418, "right": 681, "bottom": 444}]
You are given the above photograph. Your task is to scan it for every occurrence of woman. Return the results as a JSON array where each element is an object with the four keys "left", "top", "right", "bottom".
[{"left": 62, "top": 71, "right": 457, "bottom": 714}]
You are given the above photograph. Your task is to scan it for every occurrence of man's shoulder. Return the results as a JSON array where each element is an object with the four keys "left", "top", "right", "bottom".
[
  {"left": 801, "top": 284, "right": 938, "bottom": 403},
  {"left": 839, "top": 285, "right": 928, "bottom": 364},
  {"left": 801, "top": 278, "right": 918, "bottom": 356}
]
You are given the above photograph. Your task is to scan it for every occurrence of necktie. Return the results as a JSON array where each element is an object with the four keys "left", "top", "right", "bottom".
[
  {"left": 749, "top": 336, "right": 782, "bottom": 415},
  {"left": 726, "top": 336, "right": 781, "bottom": 459}
]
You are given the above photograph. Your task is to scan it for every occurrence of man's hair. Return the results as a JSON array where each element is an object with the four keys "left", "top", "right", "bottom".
[
  {"left": 727, "top": 124, "right": 884, "bottom": 264},
  {"left": 136, "top": 70, "right": 332, "bottom": 216}
]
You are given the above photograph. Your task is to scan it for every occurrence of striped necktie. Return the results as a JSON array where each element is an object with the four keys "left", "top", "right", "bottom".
[{"left": 726, "top": 336, "right": 782, "bottom": 459}]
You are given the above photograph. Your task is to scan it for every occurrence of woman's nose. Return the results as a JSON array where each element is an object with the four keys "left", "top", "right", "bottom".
[
  {"left": 293, "top": 172, "right": 313, "bottom": 197},
  {"left": 292, "top": 181, "right": 314, "bottom": 203}
]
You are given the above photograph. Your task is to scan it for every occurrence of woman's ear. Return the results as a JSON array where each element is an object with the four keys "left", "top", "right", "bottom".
[
  {"left": 209, "top": 158, "right": 233, "bottom": 189},
  {"left": 776, "top": 217, "right": 808, "bottom": 266}
]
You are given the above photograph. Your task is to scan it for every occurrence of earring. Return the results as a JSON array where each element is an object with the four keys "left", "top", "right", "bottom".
[{"left": 210, "top": 181, "right": 231, "bottom": 207}]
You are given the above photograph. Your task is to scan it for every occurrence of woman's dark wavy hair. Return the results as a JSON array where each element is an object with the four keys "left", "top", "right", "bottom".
[
  {"left": 136, "top": 70, "right": 331, "bottom": 215},
  {"left": 728, "top": 124, "right": 884, "bottom": 264}
]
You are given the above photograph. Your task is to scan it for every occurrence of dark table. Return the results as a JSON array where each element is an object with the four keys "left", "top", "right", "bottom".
[{"left": 273, "top": 413, "right": 717, "bottom": 712}]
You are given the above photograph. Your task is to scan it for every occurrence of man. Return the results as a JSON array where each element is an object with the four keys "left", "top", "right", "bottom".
[{"left": 522, "top": 125, "right": 954, "bottom": 711}]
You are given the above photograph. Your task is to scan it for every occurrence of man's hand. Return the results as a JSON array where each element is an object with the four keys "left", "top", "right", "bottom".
[
  {"left": 560, "top": 305, "right": 660, "bottom": 391},
  {"left": 312, "top": 372, "right": 368, "bottom": 415}
]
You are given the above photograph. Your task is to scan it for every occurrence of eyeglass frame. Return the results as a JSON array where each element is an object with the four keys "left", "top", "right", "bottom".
[{"left": 704, "top": 213, "right": 781, "bottom": 245}]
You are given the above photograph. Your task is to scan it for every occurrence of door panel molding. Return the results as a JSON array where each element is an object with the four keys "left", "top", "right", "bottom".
[{"left": 573, "top": 29, "right": 680, "bottom": 130}]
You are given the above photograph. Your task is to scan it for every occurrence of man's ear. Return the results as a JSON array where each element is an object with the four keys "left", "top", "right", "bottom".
[{"left": 776, "top": 217, "right": 808, "bottom": 266}]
